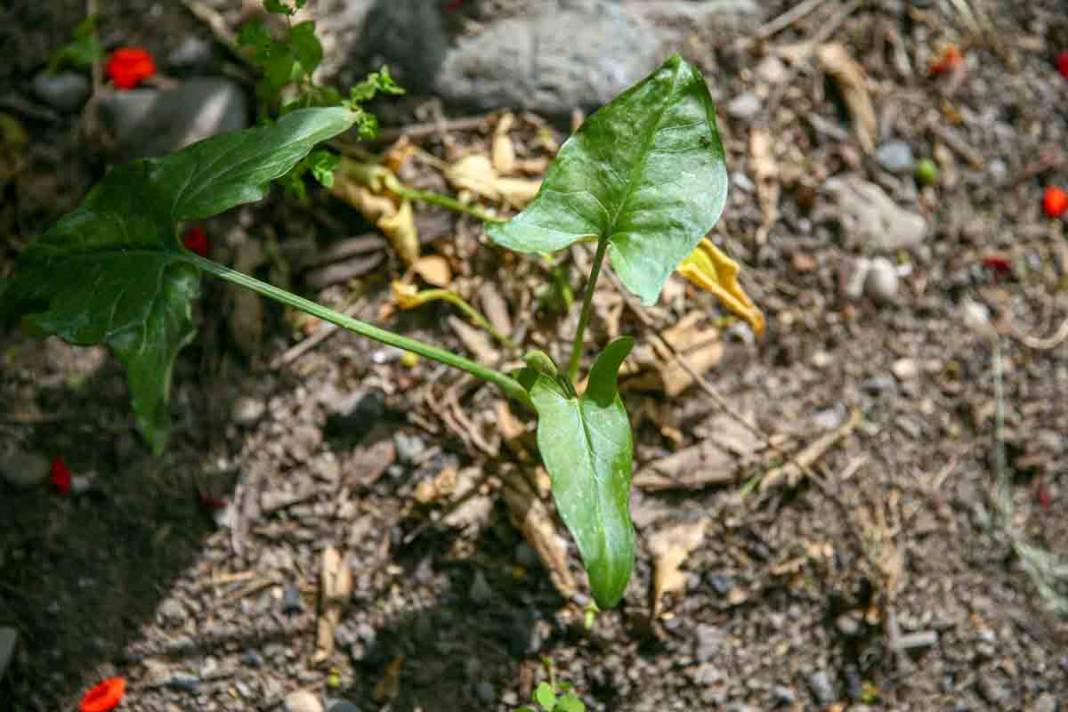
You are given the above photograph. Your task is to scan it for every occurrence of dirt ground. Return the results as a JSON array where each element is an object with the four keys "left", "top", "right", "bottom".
[{"left": 2, "top": 1, "right": 1068, "bottom": 711}]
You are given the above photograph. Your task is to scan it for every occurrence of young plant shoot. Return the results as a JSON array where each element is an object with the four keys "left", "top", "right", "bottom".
[{"left": 1, "top": 54, "right": 729, "bottom": 609}]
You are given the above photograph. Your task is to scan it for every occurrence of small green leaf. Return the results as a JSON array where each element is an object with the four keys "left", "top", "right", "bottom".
[
  {"left": 487, "top": 54, "right": 727, "bottom": 306},
  {"left": 263, "top": 0, "right": 294, "bottom": 15},
  {"left": 534, "top": 683, "right": 557, "bottom": 710},
  {"left": 527, "top": 337, "right": 635, "bottom": 608},
  {"left": 2, "top": 108, "right": 356, "bottom": 452},
  {"left": 556, "top": 695, "right": 586, "bottom": 712},
  {"left": 289, "top": 21, "right": 322, "bottom": 74}
]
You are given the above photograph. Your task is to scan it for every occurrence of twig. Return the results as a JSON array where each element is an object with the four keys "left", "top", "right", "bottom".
[
  {"left": 372, "top": 115, "right": 495, "bottom": 145},
  {"left": 753, "top": 0, "right": 829, "bottom": 40},
  {"left": 179, "top": 0, "right": 244, "bottom": 59},
  {"left": 270, "top": 298, "right": 366, "bottom": 368},
  {"left": 928, "top": 124, "right": 985, "bottom": 170},
  {"left": 758, "top": 409, "right": 861, "bottom": 490},
  {"left": 1007, "top": 315, "right": 1068, "bottom": 351}
]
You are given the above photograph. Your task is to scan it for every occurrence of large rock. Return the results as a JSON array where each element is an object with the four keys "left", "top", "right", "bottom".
[
  {"left": 98, "top": 77, "right": 249, "bottom": 160},
  {"left": 435, "top": 1, "right": 662, "bottom": 115},
  {"left": 31, "top": 71, "right": 90, "bottom": 112},
  {"left": 824, "top": 174, "right": 927, "bottom": 253}
]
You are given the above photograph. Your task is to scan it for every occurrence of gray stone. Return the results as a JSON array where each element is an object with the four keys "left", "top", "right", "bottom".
[
  {"left": 159, "top": 599, "right": 187, "bottom": 626},
  {"left": 325, "top": 700, "right": 361, "bottom": 712},
  {"left": 1033, "top": 692, "right": 1057, "bottom": 712},
  {"left": 469, "top": 570, "right": 493, "bottom": 605},
  {"left": 694, "top": 624, "right": 724, "bottom": 663},
  {"left": 393, "top": 432, "right": 426, "bottom": 465},
  {"left": 168, "top": 36, "right": 214, "bottom": 70},
  {"left": 754, "top": 55, "right": 787, "bottom": 84},
  {"left": 726, "top": 92, "right": 761, "bottom": 121},
  {"left": 98, "top": 77, "right": 248, "bottom": 160},
  {"left": 875, "top": 140, "right": 915, "bottom": 174},
  {"left": 0, "top": 627, "right": 16, "bottom": 681},
  {"left": 807, "top": 670, "right": 836, "bottom": 706},
  {"left": 282, "top": 584, "right": 304, "bottom": 614},
  {"left": 0, "top": 450, "right": 50, "bottom": 489},
  {"left": 435, "top": 3, "right": 663, "bottom": 115},
  {"left": 772, "top": 685, "right": 796, "bottom": 705},
  {"left": 475, "top": 681, "right": 496, "bottom": 703},
  {"left": 168, "top": 672, "right": 201, "bottom": 692},
  {"left": 231, "top": 396, "right": 266, "bottom": 426},
  {"left": 835, "top": 613, "right": 861, "bottom": 637},
  {"left": 32, "top": 72, "right": 90, "bottom": 112},
  {"left": 825, "top": 175, "right": 927, "bottom": 253},
  {"left": 864, "top": 257, "right": 899, "bottom": 305},
  {"left": 285, "top": 690, "right": 324, "bottom": 712}
]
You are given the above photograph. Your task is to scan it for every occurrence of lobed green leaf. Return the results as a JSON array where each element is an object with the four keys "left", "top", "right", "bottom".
[
  {"left": 1, "top": 108, "right": 357, "bottom": 452},
  {"left": 487, "top": 54, "right": 727, "bottom": 305},
  {"left": 525, "top": 337, "right": 636, "bottom": 608}
]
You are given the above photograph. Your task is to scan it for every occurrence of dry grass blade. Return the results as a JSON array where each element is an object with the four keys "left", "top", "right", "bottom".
[{"left": 759, "top": 409, "right": 861, "bottom": 491}]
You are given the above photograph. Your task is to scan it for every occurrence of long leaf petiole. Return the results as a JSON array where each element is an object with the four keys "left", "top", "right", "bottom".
[
  {"left": 186, "top": 253, "right": 532, "bottom": 407},
  {"left": 565, "top": 237, "right": 609, "bottom": 383}
]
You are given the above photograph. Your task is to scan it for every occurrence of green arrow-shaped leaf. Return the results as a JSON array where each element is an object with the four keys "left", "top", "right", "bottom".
[
  {"left": 526, "top": 337, "right": 635, "bottom": 608},
  {"left": 487, "top": 54, "right": 727, "bottom": 306},
  {"left": 2, "top": 108, "right": 356, "bottom": 452}
]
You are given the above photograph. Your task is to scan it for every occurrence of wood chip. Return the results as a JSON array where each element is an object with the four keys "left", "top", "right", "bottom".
[
  {"left": 304, "top": 253, "right": 384, "bottom": 290},
  {"left": 749, "top": 127, "right": 780, "bottom": 245},
  {"left": 447, "top": 315, "right": 498, "bottom": 363},
  {"left": 647, "top": 518, "right": 709, "bottom": 616},
  {"left": 312, "top": 546, "right": 352, "bottom": 665},
  {"left": 492, "top": 112, "right": 517, "bottom": 175}
]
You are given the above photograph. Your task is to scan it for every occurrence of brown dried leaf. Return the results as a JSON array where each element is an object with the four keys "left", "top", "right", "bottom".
[
  {"left": 412, "top": 255, "right": 452, "bottom": 288},
  {"left": 446, "top": 154, "right": 500, "bottom": 200},
  {"left": 502, "top": 472, "right": 577, "bottom": 599},
  {"left": 479, "top": 283, "right": 513, "bottom": 338},
  {"left": 817, "top": 43, "right": 877, "bottom": 153},
  {"left": 635, "top": 414, "right": 761, "bottom": 491},
  {"left": 647, "top": 518, "right": 709, "bottom": 616},
  {"left": 378, "top": 199, "right": 419, "bottom": 266}
]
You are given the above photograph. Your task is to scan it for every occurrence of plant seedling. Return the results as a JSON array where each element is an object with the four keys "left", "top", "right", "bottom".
[
  {"left": 2, "top": 54, "right": 733, "bottom": 608},
  {"left": 517, "top": 658, "right": 586, "bottom": 712}
]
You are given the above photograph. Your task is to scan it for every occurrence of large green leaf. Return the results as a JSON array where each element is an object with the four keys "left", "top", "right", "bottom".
[
  {"left": 487, "top": 54, "right": 727, "bottom": 306},
  {"left": 1, "top": 108, "right": 356, "bottom": 452},
  {"left": 526, "top": 337, "right": 635, "bottom": 608}
]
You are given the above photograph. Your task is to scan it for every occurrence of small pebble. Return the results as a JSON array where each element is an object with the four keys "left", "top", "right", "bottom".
[
  {"left": 167, "top": 36, "right": 213, "bottom": 69},
  {"left": 726, "top": 92, "right": 761, "bottom": 122},
  {"left": 31, "top": 71, "right": 90, "bottom": 111},
  {"left": 468, "top": 570, "right": 493, "bottom": 605},
  {"left": 231, "top": 396, "right": 266, "bottom": 426},
  {"left": 284, "top": 689, "right": 324, "bottom": 712},
  {"left": 707, "top": 573, "right": 733, "bottom": 596},
  {"left": 807, "top": 670, "right": 836, "bottom": 706},
  {"left": 0, "top": 450, "right": 50, "bottom": 489},
  {"left": 475, "top": 681, "right": 495, "bottom": 703},
  {"left": 168, "top": 672, "right": 201, "bottom": 692},
  {"left": 864, "top": 257, "right": 899, "bottom": 305},
  {"left": 325, "top": 699, "right": 361, "bottom": 712},
  {"left": 282, "top": 584, "right": 304, "bottom": 615},
  {"left": 835, "top": 613, "right": 861, "bottom": 637},
  {"left": 891, "top": 357, "right": 918, "bottom": 381},
  {"left": 875, "top": 140, "right": 915, "bottom": 174},
  {"left": 393, "top": 432, "right": 427, "bottom": 465}
]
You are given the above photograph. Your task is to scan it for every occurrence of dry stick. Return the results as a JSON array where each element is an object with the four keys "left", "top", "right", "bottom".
[
  {"left": 270, "top": 298, "right": 366, "bottom": 368},
  {"left": 372, "top": 115, "right": 495, "bottom": 145},
  {"left": 179, "top": 0, "right": 244, "bottom": 58},
  {"left": 766, "top": 0, "right": 862, "bottom": 116},
  {"left": 753, "top": 0, "right": 829, "bottom": 40},
  {"left": 1009, "top": 316, "right": 1068, "bottom": 351}
]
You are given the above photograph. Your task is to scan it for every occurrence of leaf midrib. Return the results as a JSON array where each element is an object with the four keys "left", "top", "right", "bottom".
[{"left": 603, "top": 63, "right": 684, "bottom": 243}]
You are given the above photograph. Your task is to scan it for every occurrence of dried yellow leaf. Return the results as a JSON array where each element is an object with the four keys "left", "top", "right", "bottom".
[
  {"left": 446, "top": 154, "right": 500, "bottom": 200},
  {"left": 677, "top": 238, "right": 765, "bottom": 336},
  {"left": 377, "top": 199, "right": 419, "bottom": 266},
  {"left": 391, "top": 280, "right": 427, "bottom": 310},
  {"left": 412, "top": 255, "right": 452, "bottom": 288}
]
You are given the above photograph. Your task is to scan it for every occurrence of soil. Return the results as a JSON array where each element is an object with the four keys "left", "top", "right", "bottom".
[{"left": 2, "top": 1, "right": 1068, "bottom": 711}]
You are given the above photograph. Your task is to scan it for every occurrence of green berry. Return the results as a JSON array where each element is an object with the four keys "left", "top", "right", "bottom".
[{"left": 915, "top": 158, "right": 939, "bottom": 186}]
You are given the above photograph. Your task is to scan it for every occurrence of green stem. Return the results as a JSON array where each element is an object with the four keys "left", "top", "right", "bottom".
[
  {"left": 566, "top": 237, "right": 609, "bottom": 383},
  {"left": 393, "top": 184, "right": 506, "bottom": 224},
  {"left": 187, "top": 254, "right": 531, "bottom": 407}
]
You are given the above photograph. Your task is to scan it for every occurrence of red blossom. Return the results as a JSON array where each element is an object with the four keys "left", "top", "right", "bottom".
[
  {"left": 1036, "top": 479, "right": 1051, "bottom": 512},
  {"left": 50, "top": 456, "right": 71, "bottom": 495},
  {"left": 1043, "top": 186, "right": 1068, "bottom": 219},
  {"left": 106, "top": 47, "right": 156, "bottom": 90},
  {"left": 182, "top": 226, "right": 209, "bottom": 256},
  {"left": 929, "top": 45, "right": 962, "bottom": 76},
  {"left": 197, "top": 490, "right": 228, "bottom": 511},
  {"left": 1057, "top": 51, "right": 1068, "bottom": 80},
  {"left": 80, "top": 677, "right": 126, "bottom": 712}
]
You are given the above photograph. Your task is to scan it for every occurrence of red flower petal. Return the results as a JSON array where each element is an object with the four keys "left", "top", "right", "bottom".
[
  {"left": 50, "top": 456, "right": 71, "bottom": 496},
  {"left": 981, "top": 253, "right": 1012, "bottom": 278},
  {"left": 1057, "top": 51, "right": 1068, "bottom": 80},
  {"left": 80, "top": 677, "right": 126, "bottom": 712},
  {"left": 106, "top": 47, "right": 156, "bottom": 90},
  {"left": 929, "top": 45, "right": 962, "bottom": 76},
  {"left": 197, "top": 490, "right": 228, "bottom": 511},
  {"left": 1043, "top": 186, "right": 1068, "bottom": 219},
  {"left": 182, "top": 226, "right": 209, "bottom": 257},
  {"left": 444, "top": 0, "right": 464, "bottom": 10}
]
